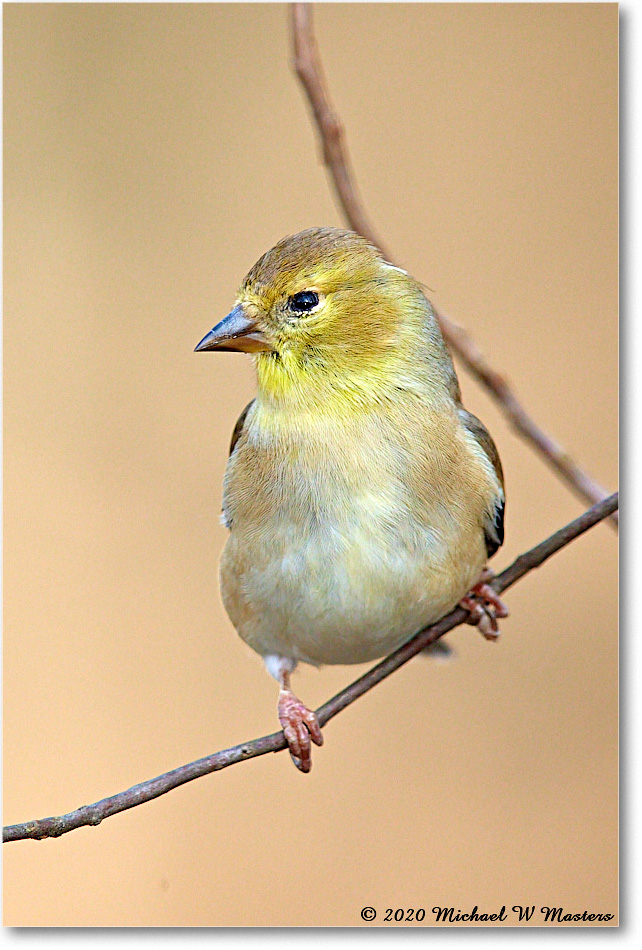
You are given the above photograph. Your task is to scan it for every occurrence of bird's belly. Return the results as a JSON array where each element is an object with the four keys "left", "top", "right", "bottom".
[{"left": 220, "top": 516, "right": 483, "bottom": 666}]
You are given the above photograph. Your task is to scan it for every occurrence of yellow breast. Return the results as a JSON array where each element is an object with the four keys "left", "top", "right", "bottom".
[{"left": 218, "top": 398, "right": 495, "bottom": 666}]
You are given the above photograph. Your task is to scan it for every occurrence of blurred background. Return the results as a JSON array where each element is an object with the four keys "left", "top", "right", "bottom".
[{"left": 4, "top": 3, "right": 617, "bottom": 927}]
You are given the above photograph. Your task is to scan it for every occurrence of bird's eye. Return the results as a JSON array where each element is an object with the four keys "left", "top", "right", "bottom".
[{"left": 289, "top": 290, "right": 320, "bottom": 313}]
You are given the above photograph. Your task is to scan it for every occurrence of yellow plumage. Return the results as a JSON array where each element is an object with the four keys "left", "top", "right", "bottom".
[{"left": 196, "top": 227, "right": 505, "bottom": 770}]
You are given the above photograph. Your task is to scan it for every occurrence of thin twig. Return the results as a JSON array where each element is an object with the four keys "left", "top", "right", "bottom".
[
  {"left": 3, "top": 492, "right": 617, "bottom": 844},
  {"left": 290, "top": 3, "right": 617, "bottom": 527},
  {"left": 291, "top": 2, "right": 390, "bottom": 257}
]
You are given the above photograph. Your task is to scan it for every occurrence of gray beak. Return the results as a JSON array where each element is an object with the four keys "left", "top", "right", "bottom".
[{"left": 194, "top": 305, "right": 273, "bottom": 353}]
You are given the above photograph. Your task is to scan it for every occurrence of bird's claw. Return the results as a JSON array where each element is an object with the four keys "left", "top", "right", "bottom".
[
  {"left": 278, "top": 689, "right": 323, "bottom": 773},
  {"left": 460, "top": 568, "right": 509, "bottom": 641}
]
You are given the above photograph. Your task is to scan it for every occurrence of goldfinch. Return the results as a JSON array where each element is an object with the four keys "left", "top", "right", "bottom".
[{"left": 196, "top": 228, "right": 507, "bottom": 772}]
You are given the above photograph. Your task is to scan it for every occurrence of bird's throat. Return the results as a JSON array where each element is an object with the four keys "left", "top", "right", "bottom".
[{"left": 254, "top": 346, "right": 411, "bottom": 418}]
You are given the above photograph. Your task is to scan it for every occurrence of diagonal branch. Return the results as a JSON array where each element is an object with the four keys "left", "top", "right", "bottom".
[
  {"left": 290, "top": 2, "right": 617, "bottom": 527},
  {"left": 3, "top": 492, "right": 618, "bottom": 844}
]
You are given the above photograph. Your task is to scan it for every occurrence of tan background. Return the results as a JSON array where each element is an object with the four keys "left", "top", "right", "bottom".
[{"left": 4, "top": 2, "right": 618, "bottom": 928}]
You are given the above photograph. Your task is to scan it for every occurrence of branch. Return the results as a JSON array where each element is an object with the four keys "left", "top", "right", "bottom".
[
  {"left": 3, "top": 492, "right": 618, "bottom": 844},
  {"left": 291, "top": 2, "right": 390, "bottom": 257},
  {"left": 290, "top": 2, "right": 617, "bottom": 527}
]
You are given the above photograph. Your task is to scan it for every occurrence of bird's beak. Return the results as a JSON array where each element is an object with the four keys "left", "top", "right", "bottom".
[{"left": 194, "top": 305, "right": 274, "bottom": 353}]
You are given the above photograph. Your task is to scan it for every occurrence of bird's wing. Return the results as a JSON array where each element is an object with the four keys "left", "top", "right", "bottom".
[
  {"left": 221, "top": 399, "right": 256, "bottom": 530},
  {"left": 229, "top": 399, "right": 255, "bottom": 457},
  {"left": 459, "top": 409, "right": 505, "bottom": 558}
]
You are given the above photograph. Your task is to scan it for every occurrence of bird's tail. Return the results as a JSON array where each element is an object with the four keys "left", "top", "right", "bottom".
[{"left": 421, "top": 640, "right": 456, "bottom": 662}]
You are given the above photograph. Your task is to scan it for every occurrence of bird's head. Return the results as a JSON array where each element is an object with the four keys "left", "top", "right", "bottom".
[{"left": 195, "top": 227, "right": 441, "bottom": 406}]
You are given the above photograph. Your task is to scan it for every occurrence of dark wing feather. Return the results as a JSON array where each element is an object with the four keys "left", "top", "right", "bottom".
[
  {"left": 221, "top": 399, "right": 255, "bottom": 529},
  {"left": 484, "top": 497, "right": 505, "bottom": 559},
  {"left": 459, "top": 409, "right": 505, "bottom": 558},
  {"left": 229, "top": 399, "right": 255, "bottom": 457}
]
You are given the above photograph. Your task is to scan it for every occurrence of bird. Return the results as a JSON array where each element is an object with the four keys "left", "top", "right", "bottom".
[{"left": 195, "top": 227, "right": 507, "bottom": 772}]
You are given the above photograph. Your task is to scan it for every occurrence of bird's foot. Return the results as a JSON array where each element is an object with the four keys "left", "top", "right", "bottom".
[
  {"left": 460, "top": 568, "right": 509, "bottom": 641},
  {"left": 278, "top": 688, "right": 323, "bottom": 773}
]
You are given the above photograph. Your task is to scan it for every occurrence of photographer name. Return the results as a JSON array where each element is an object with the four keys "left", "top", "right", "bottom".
[{"left": 432, "top": 905, "right": 615, "bottom": 924}]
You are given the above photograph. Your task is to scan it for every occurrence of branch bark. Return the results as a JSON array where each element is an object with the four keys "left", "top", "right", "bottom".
[
  {"left": 3, "top": 492, "right": 618, "bottom": 844},
  {"left": 290, "top": 2, "right": 617, "bottom": 527}
]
